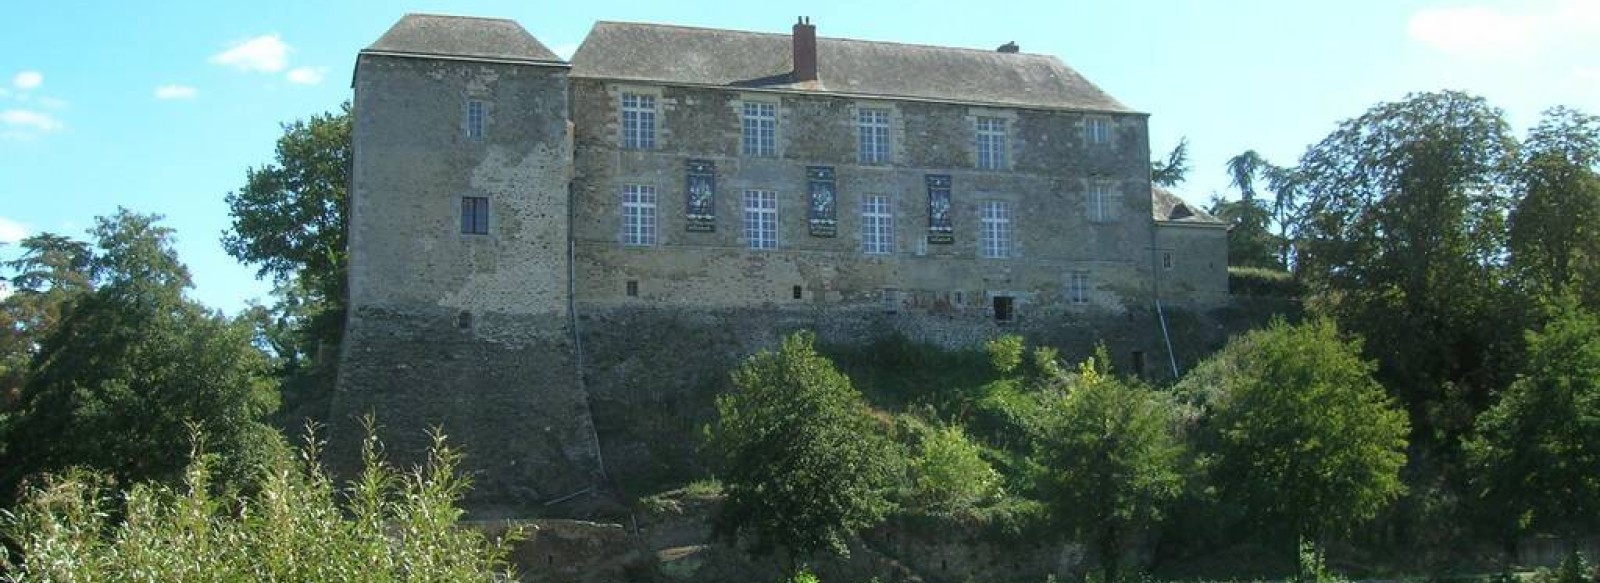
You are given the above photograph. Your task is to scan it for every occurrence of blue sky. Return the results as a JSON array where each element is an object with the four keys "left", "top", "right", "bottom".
[{"left": 2, "top": 0, "right": 1597, "bottom": 312}]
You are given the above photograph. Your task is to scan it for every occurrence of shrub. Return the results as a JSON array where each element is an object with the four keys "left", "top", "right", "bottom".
[
  {"left": 904, "top": 420, "right": 1003, "bottom": 513},
  {"left": 1228, "top": 266, "right": 1304, "bottom": 297},
  {"left": 0, "top": 424, "right": 520, "bottom": 582}
]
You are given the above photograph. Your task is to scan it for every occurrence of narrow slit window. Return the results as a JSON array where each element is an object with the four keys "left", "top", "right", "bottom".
[{"left": 466, "top": 100, "right": 485, "bottom": 140}]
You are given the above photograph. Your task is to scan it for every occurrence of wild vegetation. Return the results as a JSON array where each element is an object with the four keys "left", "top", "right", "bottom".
[{"left": 2, "top": 91, "right": 1599, "bottom": 581}]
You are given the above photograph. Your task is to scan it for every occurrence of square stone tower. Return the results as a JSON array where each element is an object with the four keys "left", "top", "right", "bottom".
[{"left": 334, "top": 14, "right": 600, "bottom": 510}]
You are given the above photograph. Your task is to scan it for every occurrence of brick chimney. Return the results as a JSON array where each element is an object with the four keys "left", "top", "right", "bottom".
[{"left": 793, "top": 16, "right": 817, "bottom": 82}]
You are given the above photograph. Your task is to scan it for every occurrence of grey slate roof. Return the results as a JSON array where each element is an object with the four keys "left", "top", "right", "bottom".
[
  {"left": 570, "top": 21, "right": 1134, "bottom": 113},
  {"left": 365, "top": 14, "right": 563, "bottom": 64},
  {"left": 1151, "top": 186, "right": 1225, "bottom": 226}
]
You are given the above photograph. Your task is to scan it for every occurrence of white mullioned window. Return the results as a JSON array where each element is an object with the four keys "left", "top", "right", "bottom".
[
  {"left": 743, "top": 189, "right": 778, "bottom": 250},
  {"left": 742, "top": 101, "right": 777, "bottom": 157},
  {"left": 976, "top": 116, "right": 1007, "bottom": 170},
  {"left": 621, "top": 92, "right": 656, "bottom": 149},
  {"left": 1069, "top": 271, "right": 1091, "bottom": 304},
  {"left": 981, "top": 200, "right": 1012, "bottom": 259},
  {"left": 861, "top": 194, "right": 893, "bottom": 255},
  {"left": 1090, "top": 182, "right": 1114, "bottom": 222},
  {"left": 1087, "top": 116, "right": 1112, "bottom": 145},
  {"left": 857, "top": 107, "right": 890, "bottom": 164},
  {"left": 466, "top": 100, "right": 485, "bottom": 140},
  {"left": 621, "top": 184, "right": 657, "bottom": 246}
]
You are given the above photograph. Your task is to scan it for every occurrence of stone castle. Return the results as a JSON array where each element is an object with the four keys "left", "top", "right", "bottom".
[{"left": 333, "top": 13, "right": 1228, "bottom": 511}]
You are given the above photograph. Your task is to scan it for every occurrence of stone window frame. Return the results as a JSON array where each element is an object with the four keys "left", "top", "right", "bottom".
[
  {"left": 460, "top": 196, "right": 490, "bottom": 236},
  {"left": 620, "top": 183, "right": 658, "bottom": 247},
  {"left": 1087, "top": 179, "right": 1118, "bottom": 223},
  {"left": 855, "top": 106, "right": 892, "bottom": 165},
  {"left": 740, "top": 99, "right": 779, "bottom": 158},
  {"left": 861, "top": 193, "right": 894, "bottom": 255},
  {"left": 1068, "top": 270, "right": 1092, "bottom": 305},
  {"left": 742, "top": 189, "right": 779, "bottom": 250},
  {"left": 619, "top": 89, "right": 660, "bottom": 150},
  {"left": 980, "top": 199, "right": 1013, "bottom": 259},
  {"left": 975, "top": 116, "right": 1009, "bottom": 170},
  {"left": 465, "top": 99, "right": 486, "bottom": 141},
  {"left": 1085, "top": 115, "right": 1115, "bottom": 147}
]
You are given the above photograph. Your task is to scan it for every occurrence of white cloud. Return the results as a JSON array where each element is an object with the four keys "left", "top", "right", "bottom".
[
  {"left": 1408, "top": 0, "right": 1600, "bottom": 60},
  {"left": 155, "top": 84, "right": 198, "bottom": 100},
  {"left": 210, "top": 34, "right": 289, "bottom": 73},
  {"left": 285, "top": 66, "right": 326, "bottom": 85},
  {"left": 1, "top": 109, "right": 61, "bottom": 132},
  {"left": 12, "top": 71, "right": 42, "bottom": 90},
  {"left": 0, "top": 215, "right": 29, "bottom": 244}
]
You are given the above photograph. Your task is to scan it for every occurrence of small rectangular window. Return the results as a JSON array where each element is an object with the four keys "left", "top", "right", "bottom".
[
  {"left": 626, "top": 280, "right": 639, "bottom": 297},
  {"left": 466, "top": 100, "right": 485, "bottom": 140},
  {"left": 976, "top": 117, "right": 1007, "bottom": 170},
  {"left": 981, "top": 201, "right": 1012, "bottom": 259},
  {"left": 792, "top": 285, "right": 803, "bottom": 300},
  {"left": 743, "top": 189, "right": 778, "bottom": 250},
  {"left": 621, "top": 184, "right": 658, "bottom": 246},
  {"left": 460, "top": 196, "right": 489, "bottom": 235},
  {"left": 1069, "top": 271, "right": 1091, "bottom": 305},
  {"left": 1089, "top": 182, "right": 1115, "bottom": 223},
  {"left": 884, "top": 288, "right": 901, "bottom": 314},
  {"left": 1086, "top": 116, "right": 1112, "bottom": 145},
  {"left": 861, "top": 194, "right": 893, "bottom": 255},
  {"left": 742, "top": 102, "right": 777, "bottom": 157},
  {"left": 993, "top": 296, "right": 1015, "bottom": 322},
  {"left": 1162, "top": 251, "right": 1174, "bottom": 270},
  {"left": 857, "top": 107, "right": 891, "bottom": 165},
  {"left": 621, "top": 92, "right": 657, "bottom": 149}
]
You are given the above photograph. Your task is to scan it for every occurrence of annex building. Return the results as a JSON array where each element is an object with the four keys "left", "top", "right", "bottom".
[{"left": 333, "top": 13, "right": 1228, "bottom": 509}]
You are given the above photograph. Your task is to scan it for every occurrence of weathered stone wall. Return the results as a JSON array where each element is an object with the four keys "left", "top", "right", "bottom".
[
  {"left": 336, "top": 54, "right": 600, "bottom": 511},
  {"left": 1154, "top": 222, "right": 1230, "bottom": 304},
  {"left": 568, "top": 78, "right": 1157, "bottom": 314}
]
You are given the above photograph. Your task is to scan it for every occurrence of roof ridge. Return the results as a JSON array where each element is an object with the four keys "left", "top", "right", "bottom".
[
  {"left": 401, "top": 12, "right": 522, "bottom": 24},
  {"left": 592, "top": 20, "right": 1045, "bottom": 57}
]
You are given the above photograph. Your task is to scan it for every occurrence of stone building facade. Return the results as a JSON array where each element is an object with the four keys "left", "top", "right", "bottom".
[{"left": 334, "top": 13, "right": 1227, "bottom": 510}]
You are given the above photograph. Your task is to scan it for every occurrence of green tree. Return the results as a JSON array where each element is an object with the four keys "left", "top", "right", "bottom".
[
  {"left": 222, "top": 104, "right": 352, "bottom": 394},
  {"left": 1, "top": 210, "right": 280, "bottom": 502},
  {"left": 1178, "top": 319, "right": 1409, "bottom": 559},
  {"left": 903, "top": 419, "right": 1002, "bottom": 513},
  {"left": 1465, "top": 301, "right": 1600, "bottom": 540},
  {"left": 1, "top": 234, "right": 93, "bottom": 403},
  {"left": 1210, "top": 196, "right": 1282, "bottom": 269},
  {"left": 1292, "top": 90, "right": 1519, "bottom": 441},
  {"left": 706, "top": 332, "right": 898, "bottom": 564},
  {"left": 1151, "top": 138, "right": 1191, "bottom": 187},
  {"left": 2, "top": 426, "right": 519, "bottom": 582},
  {"left": 1508, "top": 107, "right": 1600, "bottom": 306},
  {"left": 1035, "top": 348, "right": 1183, "bottom": 582}
]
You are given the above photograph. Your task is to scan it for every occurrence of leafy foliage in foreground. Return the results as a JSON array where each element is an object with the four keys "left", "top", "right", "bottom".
[
  {"left": 707, "top": 332, "right": 900, "bottom": 562},
  {"left": 1, "top": 426, "right": 518, "bottom": 582},
  {"left": 1178, "top": 319, "right": 1409, "bottom": 552}
]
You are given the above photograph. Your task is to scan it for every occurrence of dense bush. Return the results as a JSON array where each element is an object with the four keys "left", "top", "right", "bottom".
[
  {"left": 899, "top": 417, "right": 1003, "bottom": 513},
  {"left": 1228, "top": 266, "right": 1304, "bottom": 297},
  {"left": 0, "top": 426, "right": 519, "bottom": 582}
]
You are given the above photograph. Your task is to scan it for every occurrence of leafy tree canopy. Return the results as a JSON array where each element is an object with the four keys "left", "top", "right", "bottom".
[
  {"left": 1177, "top": 319, "right": 1409, "bottom": 554},
  {"left": 1465, "top": 300, "right": 1600, "bottom": 538},
  {"left": 1, "top": 210, "right": 279, "bottom": 503},
  {"left": 706, "top": 331, "right": 899, "bottom": 563},
  {"left": 1508, "top": 107, "right": 1600, "bottom": 306},
  {"left": 1152, "top": 137, "right": 1191, "bottom": 187}
]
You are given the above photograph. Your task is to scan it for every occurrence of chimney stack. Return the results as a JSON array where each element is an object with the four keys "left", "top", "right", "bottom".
[
  {"left": 793, "top": 16, "right": 818, "bottom": 82},
  {"left": 998, "top": 41, "right": 1019, "bottom": 54}
]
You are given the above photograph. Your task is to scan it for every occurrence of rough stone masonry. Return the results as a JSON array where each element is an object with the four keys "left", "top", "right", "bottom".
[{"left": 332, "top": 13, "right": 1229, "bottom": 512}]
